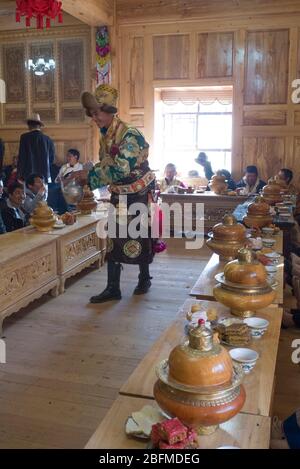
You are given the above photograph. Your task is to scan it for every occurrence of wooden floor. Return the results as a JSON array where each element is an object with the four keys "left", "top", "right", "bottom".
[{"left": 0, "top": 239, "right": 299, "bottom": 448}]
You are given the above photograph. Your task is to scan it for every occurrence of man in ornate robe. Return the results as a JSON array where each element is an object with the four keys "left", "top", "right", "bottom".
[{"left": 77, "top": 84, "right": 156, "bottom": 303}]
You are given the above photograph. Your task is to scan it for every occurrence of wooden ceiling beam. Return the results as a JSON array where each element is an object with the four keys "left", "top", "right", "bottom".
[{"left": 61, "top": 0, "right": 113, "bottom": 26}]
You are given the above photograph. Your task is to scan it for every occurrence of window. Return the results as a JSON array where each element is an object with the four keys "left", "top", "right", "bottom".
[{"left": 159, "top": 99, "right": 232, "bottom": 177}]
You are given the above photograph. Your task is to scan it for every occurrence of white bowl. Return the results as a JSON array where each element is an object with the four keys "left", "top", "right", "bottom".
[
  {"left": 265, "top": 265, "right": 278, "bottom": 273},
  {"left": 262, "top": 227, "right": 274, "bottom": 235},
  {"left": 262, "top": 238, "right": 276, "bottom": 247},
  {"left": 217, "top": 446, "right": 240, "bottom": 449},
  {"left": 244, "top": 317, "right": 269, "bottom": 330},
  {"left": 229, "top": 348, "right": 259, "bottom": 363},
  {"left": 244, "top": 318, "right": 269, "bottom": 338},
  {"left": 264, "top": 252, "right": 281, "bottom": 260}
]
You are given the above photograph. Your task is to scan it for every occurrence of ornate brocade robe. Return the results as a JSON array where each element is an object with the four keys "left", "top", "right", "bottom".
[{"left": 88, "top": 116, "right": 156, "bottom": 265}]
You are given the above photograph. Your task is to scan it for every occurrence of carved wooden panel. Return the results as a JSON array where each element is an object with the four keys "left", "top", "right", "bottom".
[
  {"left": 196, "top": 32, "right": 233, "bottom": 78},
  {"left": 0, "top": 242, "right": 57, "bottom": 310},
  {"left": 130, "top": 37, "right": 144, "bottom": 108},
  {"left": 5, "top": 108, "right": 26, "bottom": 124},
  {"left": 59, "top": 39, "right": 84, "bottom": 102},
  {"left": 291, "top": 137, "right": 300, "bottom": 189},
  {"left": 294, "top": 111, "right": 300, "bottom": 126},
  {"left": 244, "top": 30, "right": 289, "bottom": 104},
  {"left": 30, "top": 42, "right": 55, "bottom": 103},
  {"left": 2, "top": 44, "right": 26, "bottom": 104},
  {"left": 61, "top": 108, "right": 85, "bottom": 121},
  {"left": 243, "top": 110, "right": 287, "bottom": 126},
  {"left": 129, "top": 114, "right": 144, "bottom": 128},
  {"left": 153, "top": 34, "right": 190, "bottom": 79},
  {"left": 242, "top": 137, "right": 285, "bottom": 181},
  {"left": 33, "top": 108, "right": 56, "bottom": 122}
]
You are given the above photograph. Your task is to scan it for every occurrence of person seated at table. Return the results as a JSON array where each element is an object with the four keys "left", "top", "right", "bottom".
[
  {"left": 277, "top": 168, "right": 297, "bottom": 195},
  {"left": 1, "top": 182, "right": 27, "bottom": 232},
  {"left": 0, "top": 177, "right": 7, "bottom": 210},
  {"left": 158, "top": 163, "right": 186, "bottom": 192},
  {"left": 0, "top": 211, "right": 6, "bottom": 234},
  {"left": 55, "top": 149, "right": 83, "bottom": 183},
  {"left": 188, "top": 170, "right": 200, "bottom": 178},
  {"left": 3, "top": 155, "right": 18, "bottom": 189},
  {"left": 271, "top": 410, "right": 300, "bottom": 449},
  {"left": 195, "top": 152, "right": 214, "bottom": 181},
  {"left": 219, "top": 169, "right": 236, "bottom": 191},
  {"left": 24, "top": 173, "right": 48, "bottom": 216},
  {"left": 236, "top": 165, "right": 266, "bottom": 195}
]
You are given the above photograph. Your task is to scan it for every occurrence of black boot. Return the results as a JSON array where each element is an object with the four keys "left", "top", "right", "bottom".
[
  {"left": 90, "top": 261, "right": 122, "bottom": 304},
  {"left": 134, "top": 264, "right": 152, "bottom": 295}
]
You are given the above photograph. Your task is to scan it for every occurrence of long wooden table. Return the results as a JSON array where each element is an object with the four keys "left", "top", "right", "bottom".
[
  {"left": 85, "top": 395, "right": 271, "bottom": 449},
  {"left": 0, "top": 231, "right": 59, "bottom": 334},
  {"left": 22, "top": 212, "right": 107, "bottom": 294},
  {"left": 160, "top": 192, "right": 248, "bottom": 234},
  {"left": 190, "top": 253, "right": 284, "bottom": 306},
  {"left": 120, "top": 300, "right": 282, "bottom": 418}
]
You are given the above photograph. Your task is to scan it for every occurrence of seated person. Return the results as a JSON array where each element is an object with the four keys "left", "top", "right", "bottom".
[
  {"left": 0, "top": 178, "right": 7, "bottom": 210},
  {"left": 219, "top": 169, "right": 236, "bottom": 191},
  {"left": 271, "top": 410, "right": 300, "bottom": 449},
  {"left": 0, "top": 211, "right": 6, "bottom": 234},
  {"left": 3, "top": 155, "right": 18, "bottom": 188},
  {"left": 277, "top": 168, "right": 297, "bottom": 194},
  {"left": 1, "top": 182, "right": 27, "bottom": 232},
  {"left": 159, "top": 163, "right": 186, "bottom": 192},
  {"left": 236, "top": 165, "right": 266, "bottom": 195},
  {"left": 188, "top": 170, "right": 200, "bottom": 178},
  {"left": 50, "top": 159, "right": 61, "bottom": 183},
  {"left": 195, "top": 152, "right": 214, "bottom": 181},
  {"left": 24, "top": 173, "right": 48, "bottom": 216},
  {"left": 55, "top": 149, "right": 83, "bottom": 183}
]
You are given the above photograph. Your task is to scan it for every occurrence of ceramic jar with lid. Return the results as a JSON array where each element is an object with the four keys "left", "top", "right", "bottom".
[
  {"left": 208, "top": 174, "right": 228, "bottom": 195},
  {"left": 262, "top": 178, "right": 284, "bottom": 205},
  {"left": 243, "top": 196, "right": 273, "bottom": 228},
  {"left": 213, "top": 248, "right": 276, "bottom": 318},
  {"left": 207, "top": 214, "right": 247, "bottom": 261},
  {"left": 77, "top": 185, "right": 97, "bottom": 215},
  {"left": 30, "top": 201, "right": 56, "bottom": 232},
  {"left": 154, "top": 320, "right": 246, "bottom": 435}
]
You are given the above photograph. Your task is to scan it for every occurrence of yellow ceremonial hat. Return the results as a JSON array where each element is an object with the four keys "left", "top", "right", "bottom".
[{"left": 81, "top": 84, "right": 118, "bottom": 116}]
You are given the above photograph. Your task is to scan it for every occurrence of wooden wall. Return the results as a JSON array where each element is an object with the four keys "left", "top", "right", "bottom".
[
  {"left": 0, "top": 16, "right": 96, "bottom": 167},
  {"left": 116, "top": 0, "right": 300, "bottom": 188}
]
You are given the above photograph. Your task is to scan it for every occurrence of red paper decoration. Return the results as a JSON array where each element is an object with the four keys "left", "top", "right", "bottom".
[{"left": 16, "top": 0, "right": 63, "bottom": 29}]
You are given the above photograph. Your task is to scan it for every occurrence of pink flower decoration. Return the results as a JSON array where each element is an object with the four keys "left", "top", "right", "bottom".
[{"left": 154, "top": 240, "right": 167, "bottom": 254}]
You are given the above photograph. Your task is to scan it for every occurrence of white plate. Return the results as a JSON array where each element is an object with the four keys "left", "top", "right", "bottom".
[
  {"left": 53, "top": 223, "right": 66, "bottom": 229},
  {"left": 265, "top": 265, "right": 278, "bottom": 273},
  {"left": 229, "top": 348, "right": 259, "bottom": 363},
  {"left": 262, "top": 238, "right": 276, "bottom": 247},
  {"left": 244, "top": 317, "right": 269, "bottom": 330},
  {"left": 217, "top": 446, "right": 240, "bottom": 449},
  {"left": 264, "top": 252, "right": 281, "bottom": 260}
]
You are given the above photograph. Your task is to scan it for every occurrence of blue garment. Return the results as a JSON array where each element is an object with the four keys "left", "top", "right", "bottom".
[
  {"left": 283, "top": 410, "right": 300, "bottom": 449},
  {"left": 0, "top": 211, "right": 6, "bottom": 234}
]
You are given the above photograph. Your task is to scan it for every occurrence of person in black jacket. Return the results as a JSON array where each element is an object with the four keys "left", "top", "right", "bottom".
[
  {"left": 0, "top": 138, "right": 4, "bottom": 176},
  {"left": 195, "top": 152, "right": 214, "bottom": 181},
  {"left": 1, "top": 182, "right": 27, "bottom": 232},
  {"left": 17, "top": 113, "right": 55, "bottom": 183}
]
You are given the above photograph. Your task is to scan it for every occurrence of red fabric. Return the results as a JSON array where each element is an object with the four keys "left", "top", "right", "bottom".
[{"left": 16, "top": 0, "right": 63, "bottom": 29}]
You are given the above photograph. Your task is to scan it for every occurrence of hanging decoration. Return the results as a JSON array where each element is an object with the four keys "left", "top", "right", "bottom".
[
  {"left": 95, "top": 26, "right": 111, "bottom": 85},
  {"left": 16, "top": 0, "right": 63, "bottom": 30}
]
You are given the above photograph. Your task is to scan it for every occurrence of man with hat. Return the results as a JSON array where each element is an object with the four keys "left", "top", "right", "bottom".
[
  {"left": 17, "top": 113, "right": 55, "bottom": 183},
  {"left": 75, "top": 84, "right": 156, "bottom": 303}
]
